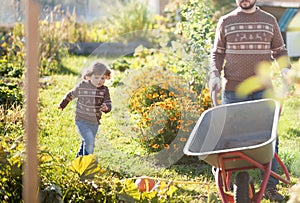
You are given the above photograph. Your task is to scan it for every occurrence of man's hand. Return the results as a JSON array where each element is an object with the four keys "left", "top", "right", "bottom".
[
  {"left": 209, "top": 76, "right": 221, "bottom": 92},
  {"left": 281, "top": 67, "right": 292, "bottom": 87},
  {"left": 281, "top": 68, "right": 291, "bottom": 80},
  {"left": 280, "top": 67, "right": 292, "bottom": 97}
]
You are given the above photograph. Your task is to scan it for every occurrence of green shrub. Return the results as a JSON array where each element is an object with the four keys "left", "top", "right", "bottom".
[
  {"left": 127, "top": 66, "right": 211, "bottom": 153},
  {"left": 173, "top": 0, "right": 216, "bottom": 93},
  {"left": 0, "top": 29, "right": 25, "bottom": 110},
  {"left": 0, "top": 135, "right": 24, "bottom": 202},
  {"left": 0, "top": 81, "right": 23, "bottom": 109},
  {"left": 111, "top": 58, "right": 131, "bottom": 72},
  {"left": 39, "top": 6, "right": 71, "bottom": 76},
  {"left": 0, "top": 28, "right": 25, "bottom": 79}
]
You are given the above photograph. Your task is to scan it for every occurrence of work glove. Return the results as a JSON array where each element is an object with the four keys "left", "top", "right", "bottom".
[
  {"left": 281, "top": 67, "right": 292, "bottom": 86},
  {"left": 209, "top": 76, "right": 221, "bottom": 92},
  {"left": 281, "top": 67, "right": 291, "bottom": 97},
  {"left": 281, "top": 67, "right": 290, "bottom": 79}
]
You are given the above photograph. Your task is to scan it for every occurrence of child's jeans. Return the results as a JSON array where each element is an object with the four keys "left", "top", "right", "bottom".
[
  {"left": 222, "top": 90, "right": 279, "bottom": 188},
  {"left": 75, "top": 120, "right": 99, "bottom": 157}
]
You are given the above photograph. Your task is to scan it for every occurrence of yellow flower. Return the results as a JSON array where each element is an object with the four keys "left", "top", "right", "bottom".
[
  {"left": 1, "top": 42, "right": 7, "bottom": 48},
  {"left": 205, "top": 95, "right": 211, "bottom": 101},
  {"left": 152, "top": 144, "right": 159, "bottom": 149},
  {"left": 160, "top": 94, "right": 167, "bottom": 99},
  {"left": 153, "top": 92, "right": 159, "bottom": 98}
]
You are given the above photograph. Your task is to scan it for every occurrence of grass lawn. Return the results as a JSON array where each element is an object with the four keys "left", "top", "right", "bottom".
[{"left": 38, "top": 55, "right": 300, "bottom": 202}]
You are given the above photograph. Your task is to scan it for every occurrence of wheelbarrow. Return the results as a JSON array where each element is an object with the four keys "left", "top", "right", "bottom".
[{"left": 183, "top": 99, "right": 290, "bottom": 203}]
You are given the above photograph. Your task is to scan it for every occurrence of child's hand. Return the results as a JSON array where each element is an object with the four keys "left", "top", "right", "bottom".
[{"left": 100, "top": 103, "right": 108, "bottom": 112}]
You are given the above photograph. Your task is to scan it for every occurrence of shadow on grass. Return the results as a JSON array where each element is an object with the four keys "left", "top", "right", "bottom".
[
  {"left": 171, "top": 156, "right": 214, "bottom": 179},
  {"left": 287, "top": 128, "right": 300, "bottom": 137},
  {"left": 57, "top": 63, "right": 78, "bottom": 76}
]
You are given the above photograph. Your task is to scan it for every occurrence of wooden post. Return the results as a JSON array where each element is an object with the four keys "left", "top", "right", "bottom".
[{"left": 23, "top": 0, "right": 40, "bottom": 202}]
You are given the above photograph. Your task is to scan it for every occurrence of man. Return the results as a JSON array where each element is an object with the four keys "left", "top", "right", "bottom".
[{"left": 209, "top": 0, "right": 291, "bottom": 201}]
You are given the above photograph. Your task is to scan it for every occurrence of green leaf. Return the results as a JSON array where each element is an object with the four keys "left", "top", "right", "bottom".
[
  {"left": 141, "top": 190, "right": 157, "bottom": 200},
  {"left": 122, "top": 179, "right": 140, "bottom": 200},
  {"left": 69, "top": 154, "right": 101, "bottom": 180}
]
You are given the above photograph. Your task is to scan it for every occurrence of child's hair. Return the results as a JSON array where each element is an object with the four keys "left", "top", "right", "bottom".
[
  {"left": 82, "top": 61, "right": 111, "bottom": 80},
  {"left": 105, "top": 68, "right": 111, "bottom": 80}
]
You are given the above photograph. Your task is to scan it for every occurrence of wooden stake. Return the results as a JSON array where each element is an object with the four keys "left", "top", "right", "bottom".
[{"left": 23, "top": 0, "right": 40, "bottom": 202}]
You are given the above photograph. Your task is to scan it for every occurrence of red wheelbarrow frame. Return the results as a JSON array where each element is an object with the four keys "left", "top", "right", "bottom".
[
  {"left": 213, "top": 151, "right": 290, "bottom": 203},
  {"left": 183, "top": 97, "right": 290, "bottom": 202}
]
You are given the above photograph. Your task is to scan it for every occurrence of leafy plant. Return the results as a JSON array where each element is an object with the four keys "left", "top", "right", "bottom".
[
  {"left": 39, "top": 5, "right": 74, "bottom": 76},
  {"left": 0, "top": 81, "right": 23, "bottom": 110},
  {"left": 127, "top": 66, "right": 210, "bottom": 153},
  {"left": 69, "top": 155, "right": 105, "bottom": 181},
  {"left": 174, "top": 0, "right": 216, "bottom": 92},
  {"left": 111, "top": 58, "right": 131, "bottom": 72},
  {"left": 0, "top": 135, "right": 24, "bottom": 202},
  {"left": 0, "top": 28, "right": 25, "bottom": 110}
]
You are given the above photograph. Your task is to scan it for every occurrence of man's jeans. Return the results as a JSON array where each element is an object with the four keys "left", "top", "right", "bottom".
[
  {"left": 75, "top": 120, "right": 99, "bottom": 157},
  {"left": 222, "top": 90, "right": 279, "bottom": 187}
]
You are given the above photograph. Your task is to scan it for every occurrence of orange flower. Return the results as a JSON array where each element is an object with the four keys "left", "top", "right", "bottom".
[
  {"left": 182, "top": 128, "right": 190, "bottom": 132},
  {"left": 158, "top": 129, "right": 164, "bottom": 134},
  {"left": 173, "top": 144, "right": 179, "bottom": 150},
  {"left": 175, "top": 112, "right": 181, "bottom": 117},
  {"left": 169, "top": 116, "right": 176, "bottom": 121},
  {"left": 169, "top": 92, "right": 175, "bottom": 97},
  {"left": 180, "top": 137, "right": 187, "bottom": 142},
  {"left": 164, "top": 144, "right": 170, "bottom": 149},
  {"left": 152, "top": 144, "right": 159, "bottom": 149},
  {"left": 146, "top": 93, "right": 153, "bottom": 99}
]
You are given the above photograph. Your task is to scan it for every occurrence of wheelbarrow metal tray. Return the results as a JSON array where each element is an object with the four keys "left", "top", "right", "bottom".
[{"left": 183, "top": 99, "right": 281, "bottom": 169}]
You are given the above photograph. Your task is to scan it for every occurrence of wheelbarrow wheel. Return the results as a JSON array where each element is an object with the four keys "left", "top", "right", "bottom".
[{"left": 234, "top": 171, "right": 255, "bottom": 203}]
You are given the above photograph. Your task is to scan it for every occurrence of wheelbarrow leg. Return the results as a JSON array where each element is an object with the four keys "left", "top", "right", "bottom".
[
  {"left": 214, "top": 167, "right": 234, "bottom": 203},
  {"left": 253, "top": 160, "right": 272, "bottom": 203}
]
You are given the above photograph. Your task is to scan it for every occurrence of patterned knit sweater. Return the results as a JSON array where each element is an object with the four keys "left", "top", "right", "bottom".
[
  {"left": 59, "top": 80, "right": 112, "bottom": 124},
  {"left": 210, "top": 7, "right": 289, "bottom": 91}
]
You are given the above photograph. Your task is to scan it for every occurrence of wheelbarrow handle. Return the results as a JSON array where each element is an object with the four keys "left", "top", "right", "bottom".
[{"left": 211, "top": 89, "right": 219, "bottom": 107}]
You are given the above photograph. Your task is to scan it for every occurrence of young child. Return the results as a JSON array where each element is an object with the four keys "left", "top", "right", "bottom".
[{"left": 58, "top": 61, "right": 112, "bottom": 157}]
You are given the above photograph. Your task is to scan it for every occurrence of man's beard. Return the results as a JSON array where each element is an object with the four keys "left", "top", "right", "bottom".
[{"left": 239, "top": 0, "right": 256, "bottom": 10}]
